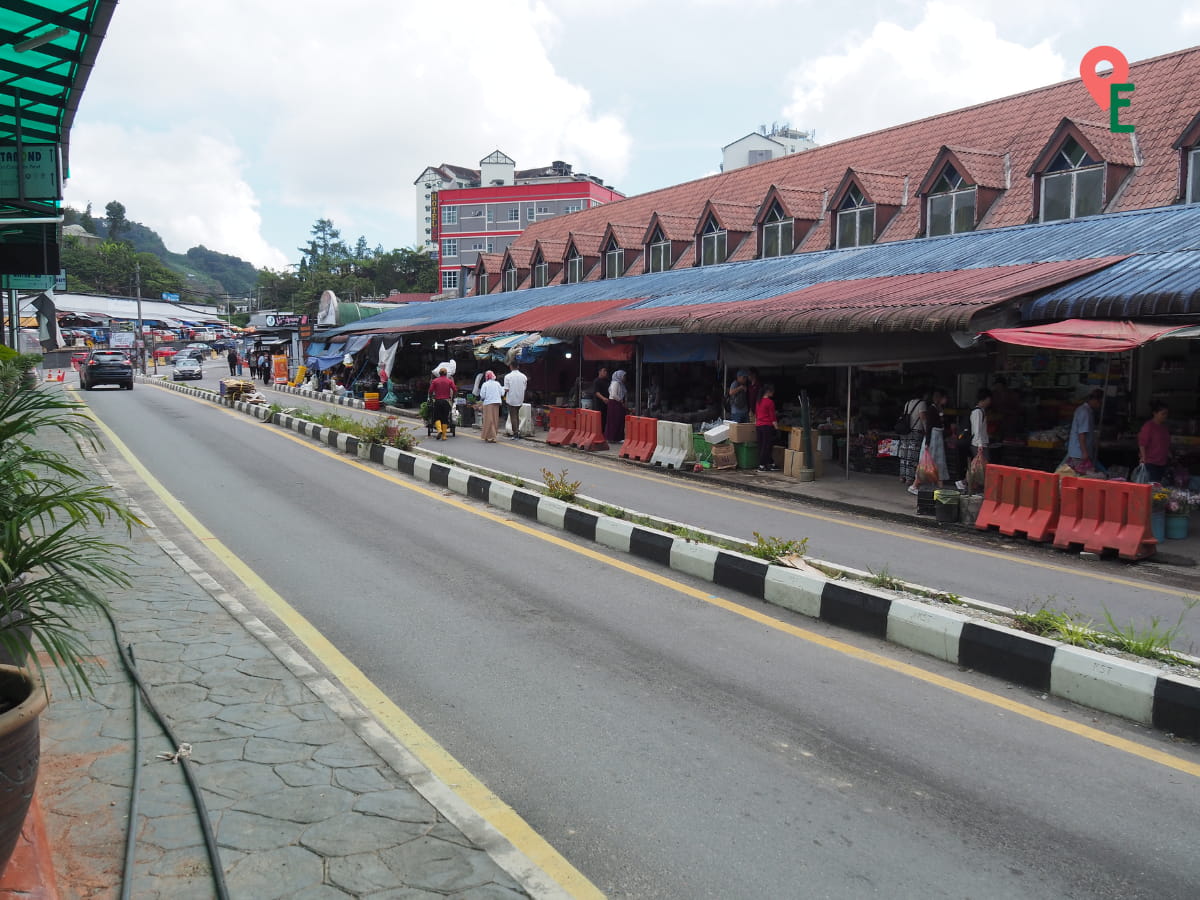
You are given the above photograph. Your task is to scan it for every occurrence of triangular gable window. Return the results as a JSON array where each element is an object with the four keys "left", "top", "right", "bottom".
[
  {"left": 532, "top": 251, "right": 548, "bottom": 288},
  {"left": 836, "top": 184, "right": 874, "bottom": 248},
  {"left": 648, "top": 227, "right": 671, "bottom": 273},
  {"left": 1040, "top": 137, "right": 1104, "bottom": 222},
  {"left": 926, "top": 164, "right": 976, "bottom": 236},
  {"left": 699, "top": 215, "right": 727, "bottom": 266},
  {"left": 761, "top": 201, "right": 794, "bottom": 258},
  {"left": 502, "top": 261, "right": 518, "bottom": 292},
  {"left": 604, "top": 236, "right": 624, "bottom": 279}
]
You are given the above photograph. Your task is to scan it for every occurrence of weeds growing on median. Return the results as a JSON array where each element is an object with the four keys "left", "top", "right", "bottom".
[
  {"left": 866, "top": 566, "right": 906, "bottom": 591},
  {"left": 746, "top": 533, "right": 809, "bottom": 563},
  {"left": 540, "top": 468, "right": 582, "bottom": 502}
]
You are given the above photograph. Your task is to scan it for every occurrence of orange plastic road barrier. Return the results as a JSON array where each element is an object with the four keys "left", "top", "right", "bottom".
[
  {"left": 572, "top": 407, "right": 608, "bottom": 451},
  {"left": 1053, "top": 477, "right": 1156, "bottom": 560},
  {"left": 975, "top": 464, "right": 1061, "bottom": 542},
  {"left": 620, "top": 415, "right": 658, "bottom": 462},
  {"left": 546, "top": 407, "right": 578, "bottom": 446}
]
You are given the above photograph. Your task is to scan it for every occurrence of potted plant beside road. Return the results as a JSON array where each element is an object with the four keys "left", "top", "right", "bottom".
[{"left": 0, "top": 360, "right": 139, "bottom": 874}]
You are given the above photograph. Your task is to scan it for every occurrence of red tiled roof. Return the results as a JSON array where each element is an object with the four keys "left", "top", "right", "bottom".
[
  {"left": 1029, "top": 118, "right": 1140, "bottom": 174},
  {"left": 645, "top": 213, "right": 696, "bottom": 243},
  {"left": 504, "top": 247, "right": 533, "bottom": 269},
  {"left": 481, "top": 298, "right": 641, "bottom": 333},
  {"left": 567, "top": 231, "right": 606, "bottom": 256},
  {"left": 532, "top": 239, "right": 567, "bottom": 264},
  {"left": 849, "top": 169, "right": 908, "bottom": 205},
  {"left": 939, "top": 147, "right": 1008, "bottom": 190},
  {"left": 475, "top": 253, "right": 505, "bottom": 273},
  {"left": 704, "top": 200, "right": 759, "bottom": 232},
  {"left": 725, "top": 233, "right": 758, "bottom": 263},
  {"left": 381, "top": 292, "right": 437, "bottom": 303},
  {"left": 602, "top": 223, "right": 646, "bottom": 248},
  {"left": 767, "top": 187, "right": 825, "bottom": 221},
  {"left": 545, "top": 304, "right": 704, "bottom": 338},
  {"left": 508, "top": 46, "right": 1200, "bottom": 263}
]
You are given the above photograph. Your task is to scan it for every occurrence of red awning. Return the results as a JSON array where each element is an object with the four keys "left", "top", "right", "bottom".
[
  {"left": 480, "top": 298, "right": 640, "bottom": 334},
  {"left": 984, "top": 319, "right": 1200, "bottom": 351}
]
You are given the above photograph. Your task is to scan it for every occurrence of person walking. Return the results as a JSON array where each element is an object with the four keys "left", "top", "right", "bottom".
[
  {"left": 604, "top": 370, "right": 628, "bottom": 443},
  {"left": 478, "top": 370, "right": 503, "bottom": 442},
  {"left": 957, "top": 388, "right": 993, "bottom": 491},
  {"left": 226, "top": 347, "right": 238, "bottom": 376},
  {"left": 755, "top": 383, "right": 779, "bottom": 471},
  {"left": 592, "top": 366, "right": 611, "bottom": 434},
  {"left": 908, "top": 389, "right": 949, "bottom": 493},
  {"left": 502, "top": 362, "right": 529, "bottom": 439},
  {"left": 429, "top": 367, "right": 457, "bottom": 440},
  {"left": 1062, "top": 388, "right": 1104, "bottom": 475},
  {"left": 727, "top": 370, "right": 750, "bottom": 423},
  {"left": 259, "top": 354, "right": 271, "bottom": 386},
  {"left": 1137, "top": 403, "right": 1171, "bottom": 483},
  {"left": 897, "top": 390, "right": 928, "bottom": 485}
]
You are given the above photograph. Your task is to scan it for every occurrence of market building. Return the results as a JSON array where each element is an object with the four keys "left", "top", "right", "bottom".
[{"left": 316, "top": 45, "right": 1200, "bottom": 488}]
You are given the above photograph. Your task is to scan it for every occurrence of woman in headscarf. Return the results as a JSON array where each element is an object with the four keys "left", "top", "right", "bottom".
[
  {"left": 477, "top": 370, "right": 504, "bottom": 442},
  {"left": 605, "top": 369, "right": 628, "bottom": 443}
]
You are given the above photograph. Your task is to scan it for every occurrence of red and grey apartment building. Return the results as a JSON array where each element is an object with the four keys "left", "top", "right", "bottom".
[{"left": 418, "top": 150, "right": 623, "bottom": 296}]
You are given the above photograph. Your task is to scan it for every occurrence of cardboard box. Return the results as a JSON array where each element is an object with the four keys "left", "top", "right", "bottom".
[
  {"left": 787, "top": 427, "right": 815, "bottom": 451},
  {"left": 772, "top": 445, "right": 786, "bottom": 468},
  {"left": 710, "top": 443, "right": 737, "bottom": 469},
  {"left": 783, "top": 448, "right": 822, "bottom": 478},
  {"left": 727, "top": 423, "right": 757, "bottom": 443}
]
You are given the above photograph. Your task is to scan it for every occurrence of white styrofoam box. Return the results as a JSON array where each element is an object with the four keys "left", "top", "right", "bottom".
[{"left": 704, "top": 423, "right": 730, "bottom": 444}]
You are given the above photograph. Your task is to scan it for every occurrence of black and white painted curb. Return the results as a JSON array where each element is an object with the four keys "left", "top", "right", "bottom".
[
  {"left": 271, "top": 382, "right": 368, "bottom": 410},
  {"left": 141, "top": 376, "right": 1200, "bottom": 740}
]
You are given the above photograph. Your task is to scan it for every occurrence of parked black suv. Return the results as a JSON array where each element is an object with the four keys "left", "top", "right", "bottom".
[{"left": 80, "top": 349, "right": 134, "bottom": 390}]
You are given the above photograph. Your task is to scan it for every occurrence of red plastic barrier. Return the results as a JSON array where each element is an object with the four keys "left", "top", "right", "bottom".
[
  {"left": 1053, "top": 477, "right": 1156, "bottom": 560},
  {"left": 572, "top": 407, "right": 608, "bottom": 451},
  {"left": 620, "top": 415, "right": 658, "bottom": 462},
  {"left": 975, "top": 464, "right": 1060, "bottom": 542},
  {"left": 546, "top": 407, "right": 577, "bottom": 446}
]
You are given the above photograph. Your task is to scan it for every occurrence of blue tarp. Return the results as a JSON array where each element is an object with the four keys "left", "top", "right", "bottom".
[{"left": 306, "top": 354, "right": 347, "bottom": 371}]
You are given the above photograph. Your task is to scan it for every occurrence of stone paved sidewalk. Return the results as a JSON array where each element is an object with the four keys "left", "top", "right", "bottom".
[{"left": 36, "top": 448, "right": 536, "bottom": 899}]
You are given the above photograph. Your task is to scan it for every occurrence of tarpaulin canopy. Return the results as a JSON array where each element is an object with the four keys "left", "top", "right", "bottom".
[{"left": 983, "top": 319, "right": 1200, "bottom": 352}]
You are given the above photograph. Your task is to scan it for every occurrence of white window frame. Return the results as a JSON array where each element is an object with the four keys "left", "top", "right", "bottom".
[
  {"left": 566, "top": 252, "right": 583, "bottom": 284},
  {"left": 605, "top": 247, "right": 624, "bottom": 279},
  {"left": 648, "top": 239, "right": 671, "bottom": 273},
  {"left": 487, "top": 208, "right": 495, "bottom": 223},
  {"left": 526, "top": 205, "right": 535, "bottom": 220},
  {"left": 1040, "top": 166, "right": 1105, "bottom": 222},
  {"left": 503, "top": 266, "right": 519, "bottom": 292},
  {"left": 441, "top": 238, "right": 458, "bottom": 258},
  {"left": 507, "top": 207, "right": 520, "bottom": 221},
  {"left": 564, "top": 202, "right": 582, "bottom": 214},
  {"left": 441, "top": 269, "right": 458, "bottom": 291},
  {"left": 699, "top": 217, "right": 727, "bottom": 266},
  {"left": 443, "top": 206, "right": 458, "bottom": 225},
  {"left": 835, "top": 185, "right": 874, "bottom": 249},
  {"left": 761, "top": 204, "right": 794, "bottom": 258},
  {"left": 1187, "top": 147, "right": 1200, "bottom": 203},
  {"left": 533, "top": 261, "right": 548, "bottom": 287}
]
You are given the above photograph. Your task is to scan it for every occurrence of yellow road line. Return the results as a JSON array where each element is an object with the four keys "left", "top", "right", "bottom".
[
  {"left": 86, "top": 405, "right": 604, "bottom": 899},
  {"left": 101, "top": 386, "right": 1200, "bottom": 782}
]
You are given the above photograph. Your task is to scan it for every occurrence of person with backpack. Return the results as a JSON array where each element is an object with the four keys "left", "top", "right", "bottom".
[
  {"left": 956, "top": 389, "right": 993, "bottom": 491},
  {"left": 909, "top": 388, "right": 950, "bottom": 494},
  {"left": 897, "top": 389, "right": 928, "bottom": 485}
]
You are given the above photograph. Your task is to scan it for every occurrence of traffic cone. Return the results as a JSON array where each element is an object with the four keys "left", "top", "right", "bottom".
[{"left": 57, "top": 370, "right": 65, "bottom": 382}]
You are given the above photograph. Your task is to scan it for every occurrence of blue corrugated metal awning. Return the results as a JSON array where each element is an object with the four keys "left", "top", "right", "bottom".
[
  {"left": 1023, "top": 249, "right": 1200, "bottom": 320},
  {"left": 321, "top": 204, "right": 1200, "bottom": 338}
]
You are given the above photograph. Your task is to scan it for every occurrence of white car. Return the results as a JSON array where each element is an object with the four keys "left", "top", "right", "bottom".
[{"left": 172, "top": 357, "right": 203, "bottom": 380}]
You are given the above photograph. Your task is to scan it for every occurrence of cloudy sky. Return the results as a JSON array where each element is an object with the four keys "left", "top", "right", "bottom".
[{"left": 63, "top": 0, "right": 1200, "bottom": 271}]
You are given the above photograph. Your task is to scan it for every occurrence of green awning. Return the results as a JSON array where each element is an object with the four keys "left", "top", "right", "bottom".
[{"left": 0, "top": 1, "right": 116, "bottom": 273}]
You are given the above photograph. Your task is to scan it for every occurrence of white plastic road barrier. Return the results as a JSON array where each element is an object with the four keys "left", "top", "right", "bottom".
[
  {"left": 651, "top": 420, "right": 690, "bottom": 470},
  {"left": 507, "top": 402, "right": 535, "bottom": 436}
]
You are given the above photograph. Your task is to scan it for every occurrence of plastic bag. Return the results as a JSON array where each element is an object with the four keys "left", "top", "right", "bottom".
[
  {"left": 1131, "top": 463, "right": 1151, "bottom": 484},
  {"left": 915, "top": 443, "right": 939, "bottom": 484},
  {"left": 967, "top": 451, "right": 987, "bottom": 492}
]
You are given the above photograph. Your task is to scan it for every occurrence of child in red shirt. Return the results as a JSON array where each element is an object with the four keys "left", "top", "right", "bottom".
[{"left": 755, "top": 384, "right": 778, "bottom": 471}]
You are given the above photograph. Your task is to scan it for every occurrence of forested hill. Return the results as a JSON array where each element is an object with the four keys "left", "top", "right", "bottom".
[{"left": 64, "top": 206, "right": 258, "bottom": 297}]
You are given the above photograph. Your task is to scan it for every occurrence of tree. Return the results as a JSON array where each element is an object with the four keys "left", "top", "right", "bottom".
[
  {"left": 79, "top": 203, "right": 95, "bottom": 235},
  {"left": 104, "top": 201, "right": 128, "bottom": 242}
]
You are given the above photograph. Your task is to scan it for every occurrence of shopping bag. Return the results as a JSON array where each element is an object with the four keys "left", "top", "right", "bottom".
[
  {"left": 915, "top": 443, "right": 939, "bottom": 484},
  {"left": 1131, "top": 463, "right": 1151, "bottom": 484},
  {"left": 967, "top": 451, "right": 987, "bottom": 492}
]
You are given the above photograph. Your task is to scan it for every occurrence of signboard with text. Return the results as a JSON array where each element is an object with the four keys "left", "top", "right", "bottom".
[
  {"left": 1, "top": 274, "right": 55, "bottom": 290},
  {"left": 264, "top": 313, "right": 308, "bottom": 328},
  {"left": 110, "top": 332, "right": 134, "bottom": 348},
  {"left": 0, "top": 145, "right": 61, "bottom": 200}
]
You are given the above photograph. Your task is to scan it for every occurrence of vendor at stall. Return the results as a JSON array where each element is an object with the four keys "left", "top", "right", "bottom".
[{"left": 1138, "top": 403, "right": 1171, "bottom": 483}]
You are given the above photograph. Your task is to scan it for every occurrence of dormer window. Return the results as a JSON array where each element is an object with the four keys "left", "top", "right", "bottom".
[
  {"left": 566, "top": 249, "right": 583, "bottom": 284},
  {"left": 761, "top": 202, "right": 794, "bottom": 258},
  {"left": 648, "top": 228, "right": 670, "bottom": 273},
  {"left": 1188, "top": 147, "right": 1200, "bottom": 203},
  {"left": 503, "top": 263, "right": 519, "bottom": 292},
  {"left": 926, "top": 166, "right": 976, "bottom": 236},
  {"left": 532, "top": 257, "right": 548, "bottom": 288},
  {"left": 700, "top": 216, "right": 727, "bottom": 266},
  {"left": 836, "top": 184, "right": 873, "bottom": 248},
  {"left": 604, "top": 238, "right": 624, "bottom": 279},
  {"left": 1041, "top": 137, "right": 1103, "bottom": 222}
]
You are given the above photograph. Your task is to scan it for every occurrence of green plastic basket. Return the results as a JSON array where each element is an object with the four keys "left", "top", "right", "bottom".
[
  {"left": 734, "top": 442, "right": 757, "bottom": 469},
  {"left": 691, "top": 432, "right": 712, "bottom": 462}
]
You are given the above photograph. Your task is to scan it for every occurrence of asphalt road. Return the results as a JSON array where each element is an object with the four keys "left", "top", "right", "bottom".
[
  {"left": 253, "top": 386, "right": 1200, "bottom": 654},
  {"left": 80, "top": 379, "right": 1200, "bottom": 898}
]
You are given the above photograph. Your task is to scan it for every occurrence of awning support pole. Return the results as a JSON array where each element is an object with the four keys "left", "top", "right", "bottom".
[{"left": 845, "top": 365, "right": 852, "bottom": 480}]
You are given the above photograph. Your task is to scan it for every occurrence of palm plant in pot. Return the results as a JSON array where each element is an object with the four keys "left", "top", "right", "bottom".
[{"left": 0, "top": 360, "right": 139, "bottom": 873}]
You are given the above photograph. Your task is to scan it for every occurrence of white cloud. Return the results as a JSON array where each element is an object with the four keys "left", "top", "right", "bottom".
[
  {"left": 782, "top": 1, "right": 1069, "bottom": 144},
  {"left": 74, "top": 0, "right": 632, "bottom": 259},
  {"left": 63, "top": 123, "right": 288, "bottom": 269}
]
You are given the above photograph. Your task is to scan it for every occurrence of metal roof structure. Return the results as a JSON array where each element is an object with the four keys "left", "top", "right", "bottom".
[
  {"left": 321, "top": 204, "right": 1200, "bottom": 341},
  {"left": 0, "top": 1, "right": 116, "bottom": 273},
  {"left": 1023, "top": 249, "right": 1200, "bottom": 320}
]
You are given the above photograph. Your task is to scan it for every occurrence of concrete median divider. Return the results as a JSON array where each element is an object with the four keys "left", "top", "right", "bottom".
[
  {"left": 1053, "top": 477, "right": 1156, "bottom": 560},
  {"left": 650, "top": 420, "right": 690, "bottom": 470},
  {"left": 137, "top": 374, "right": 1200, "bottom": 740},
  {"left": 975, "top": 464, "right": 1061, "bottom": 542},
  {"left": 620, "top": 415, "right": 658, "bottom": 462}
]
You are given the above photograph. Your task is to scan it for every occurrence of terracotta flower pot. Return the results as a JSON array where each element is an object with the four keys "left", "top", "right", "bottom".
[{"left": 0, "top": 666, "right": 46, "bottom": 877}]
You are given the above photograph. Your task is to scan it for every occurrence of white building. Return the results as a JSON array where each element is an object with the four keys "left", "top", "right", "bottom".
[{"left": 722, "top": 126, "right": 818, "bottom": 172}]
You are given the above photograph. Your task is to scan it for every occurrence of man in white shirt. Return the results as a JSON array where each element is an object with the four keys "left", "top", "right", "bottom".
[{"left": 502, "top": 362, "right": 529, "bottom": 438}]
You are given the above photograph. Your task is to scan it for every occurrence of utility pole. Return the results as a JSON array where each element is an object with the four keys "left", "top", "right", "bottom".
[{"left": 135, "top": 260, "right": 144, "bottom": 373}]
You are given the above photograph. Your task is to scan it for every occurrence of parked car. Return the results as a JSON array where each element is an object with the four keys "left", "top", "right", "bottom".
[
  {"left": 79, "top": 350, "right": 133, "bottom": 391},
  {"left": 153, "top": 346, "right": 178, "bottom": 360},
  {"left": 172, "top": 357, "right": 203, "bottom": 381}
]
